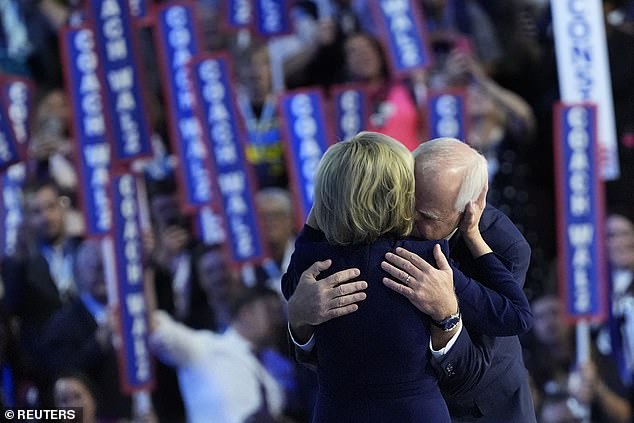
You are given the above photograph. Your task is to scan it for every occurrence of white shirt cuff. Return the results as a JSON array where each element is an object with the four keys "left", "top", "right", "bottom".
[
  {"left": 288, "top": 322, "right": 316, "bottom": 352},
  {"left": 430, "top": 321, "right": 463, "bottom": 359}
]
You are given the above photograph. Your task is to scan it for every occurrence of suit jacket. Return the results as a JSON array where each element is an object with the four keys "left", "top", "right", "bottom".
[
  {"left": 40, "top": 298, "right": 132, "bottom": 419},
  {"left": 284, "top": 227, "right": 452, "bottom": 423},
  {"left": 1, "top": 237, "right": 82, "bottom": 378},
  {"left": 432, "top": 205, "right": 536, "bottom": 422}
]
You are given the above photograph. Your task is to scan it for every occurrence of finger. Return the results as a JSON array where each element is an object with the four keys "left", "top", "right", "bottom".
[
  {"left": 328, "top": 291, "right": 367, "bottom": 310},
  {"left": 393, "top": 247, "right": 434, "bottom": 272},
  {"left": 304, "top": 259, "right": 333, "bottom": 279},
  {"left": 323, "top": 267, "right": 361, "bottom": 288},
  {"left": 433, "top": 244, "right": 451, "bottom": 271},
  {"left": 381, "top": 260, "right": 413, "bottom": 283},
  {"left": 324, "top": 304, "right": 360, "bottom": 319},
  {"left": 333, "top": 281, "right": 368, "bottom": 297},
  {"left": 382, "top": 277, "right": 414, "bottom": 299}
]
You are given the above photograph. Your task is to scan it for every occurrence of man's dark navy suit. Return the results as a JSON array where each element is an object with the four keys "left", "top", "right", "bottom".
[
  {"left": 282, "top": 206, "right": 535, "bottom": 422},
  {"left": 434, "top": 205, "right": 536, "bottom": 422}
]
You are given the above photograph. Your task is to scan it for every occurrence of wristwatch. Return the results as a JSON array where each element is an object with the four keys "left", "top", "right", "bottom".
[{"left": 431, "top": 309, "right": 461, "bottom": 332}]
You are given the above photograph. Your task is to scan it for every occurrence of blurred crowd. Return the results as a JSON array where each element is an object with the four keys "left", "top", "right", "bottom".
[{"left": 0, "top": 0, "right": 632, "bottom": 422}]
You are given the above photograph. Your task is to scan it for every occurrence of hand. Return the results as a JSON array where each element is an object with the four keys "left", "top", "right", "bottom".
[
  {"left": 288, "top": 260, "right": 367, "bottom": 342},
  {"left": 569, "top": 361, "right": 600, "bottom": 404},
  {"left": 458, "top": 185, "right": 487, "bottom": 239},
  {"left": 381, "top": 244, "right": 457, "bottom": 321}
]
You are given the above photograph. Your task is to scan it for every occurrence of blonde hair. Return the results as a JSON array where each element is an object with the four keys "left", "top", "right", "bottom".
[
  {"left": 313, "top": 131, "right": 415, "bottom": 245},
  {"left": 413, "top": 137, "right": 488, "bottom": 212}
]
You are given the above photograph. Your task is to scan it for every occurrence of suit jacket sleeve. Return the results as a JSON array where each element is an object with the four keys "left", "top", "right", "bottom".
[
  {"left": 431, "top": 326, "right": 494, "bottom": 396},
  {"left": 452, "top": 252, "right": 533, "bottom": 336}
]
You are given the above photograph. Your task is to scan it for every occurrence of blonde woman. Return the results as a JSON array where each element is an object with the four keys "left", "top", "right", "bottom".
[{"left": 283, "top": 132, "right": 454, "bottom": 422}]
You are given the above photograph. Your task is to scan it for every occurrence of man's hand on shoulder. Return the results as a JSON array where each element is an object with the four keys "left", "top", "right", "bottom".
[{"left": 288, "top": 259, "right": 367, "bottom": 343}]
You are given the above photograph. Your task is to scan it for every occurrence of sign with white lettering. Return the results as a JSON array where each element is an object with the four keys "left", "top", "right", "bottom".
[
  {"left": 87, "top": 0, "right": 153, "bottom": 163},
  {"left": 551, "top": 0, "right": 619, "bottom": 180},
  {"left": 60, "top": 26, "right": 113, "bottom": 237},
  {"left": 191, "top": 54, "right": 267, "bottom": 264},
  {"left": 128, "top": 0, "right": 151, "bottom": 19},
  {"left": 196, "top": 205, "right": 226, "bottom": 246},
  {"left": 153, "top": 2, "right": 217, "bottom": 211},
  {"left": 331, "top": 84, "right": 369, "bottom": 142},
  {"left": 0, "top": 163, "right": 24, "bottom": 257},
  {"left": 0, "top": 81, "right": 20, "bottom": 170},
  {"left": 227, "top": 0, "right": 252, "bottom": 28},
  {"left": 1, "top": 76, "right": 34, "bottom": 160},
  {"left": 371, "top": 0, "right": 431, "bottom": 75},
  {"left": 279, "top": 89, "right": 330, "bottom": 226},
  {"left": 254, "top": 0, "right": 291, "bottom": 37},
  {"left": 428, "top": 89, "right": 467, "bottom": 142},
  {"left": 110, "top": 173, "right": 154, "bottom": 392},
  {"left": 553, "top": 102, "right": 607, "bottom": 322}
]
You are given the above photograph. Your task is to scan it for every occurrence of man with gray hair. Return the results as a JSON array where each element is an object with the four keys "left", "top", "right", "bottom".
[{"left": 283, "top": 137, "right": 536, "bottom": 422}]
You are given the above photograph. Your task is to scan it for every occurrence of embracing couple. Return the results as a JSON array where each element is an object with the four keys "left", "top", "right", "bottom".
[{"left": 282, "top": 132, "right": 536, "bottom": 423}]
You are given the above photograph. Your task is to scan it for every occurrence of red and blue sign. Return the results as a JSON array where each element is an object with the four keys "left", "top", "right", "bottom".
[
  {"left": 227, "top": 0, "right": 252, "bottom": 28},
  {"left": 87, "top": 0, "right": 153, "bottom": 163},
  {"left": 254, "top": 0, "right": 291, "bottom": 37},
  {"left": 192, "top": 54, "right": 267, "bottom": 264},
  {"left": 553, "top": 102, "right": 608, "bottom": 323},
  {"left": 153, "top": 2, "right": 216, "bottom": 211},
  {"left": 1, "top": 76, "right": 33, "bottom": 159},
  {"left": 331, "top": 84, "right": 369, "bottom": 142},
  {"left": 60, "top": 26, "right": 113, "bottom": 237},
  {"left": 0, "top": 164, "right": 24, "bottom": 257},
  {"left": 372, "top": 0, "right": 431, "bottom": 75},
  {"left": 428, "top": 89, "right": 467, "bottom": 142},
  {"left": 110, "top": 173, "right": 154, "bottom": 392},
  {"left": 279, "top": 89, "right": 331, "bottom": 226}
]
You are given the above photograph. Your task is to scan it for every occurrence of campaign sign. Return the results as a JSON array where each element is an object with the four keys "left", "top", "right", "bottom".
[
  {"left": 553, "top": 102, "right": 607, "bottom": 323},
  {"left": 0, "top": 164, "right": 25, "bottom": 257},
  {"left": 87, "top": 0, "right": 153, "bottom": 163},
  {"left": 196, "top": 205, "right": 226, "bottom": 246},
  {"left": 153, "top": 2, "right": 216, "bottom": 211},
  {"left": 254, "top": 0, "right": 291, "bottom": 37},
  {"left": 279, "top": 89, "right": 330, "bottom": 226},
  {"left": 60, "top": 26, "right": 113, "bottom": 237},
  {"left": 371, "top": 0, "right": 431, "bottom": 75},
  {"left": 128, "top": 0, "right": 151, "bottom": 19},
  {"left": 1, "top": 76, "right": 33, "bottom": 159},
  {"left": 0, "top": 85, "right": 20, "bottom": 170},
  {"left": 551, "top": 0, "right": 619, "bottom": 180},
  {"left": 227, "top": 0, "right": 252, "bottom": 28},
  {"left": 427, "top": 89, "right": 467, "bottom": 142},
  {"left": 110, "top": 173, "right": 154, "bottom": 392},
  {"left": 191, "top": 55, "right": 267, "bottom": 264},
  {"left": 331, "top": 84, "right": 369, "bottom": 142}
]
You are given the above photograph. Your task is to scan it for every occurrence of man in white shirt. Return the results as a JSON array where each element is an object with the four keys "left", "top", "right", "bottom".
[{"left": 150, "top": 286, "right": 286, "bottom": 423}]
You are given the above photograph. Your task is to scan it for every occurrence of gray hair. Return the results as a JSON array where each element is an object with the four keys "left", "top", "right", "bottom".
[{"left": 413, "top": 137, "right": 488, "bottom": 212}]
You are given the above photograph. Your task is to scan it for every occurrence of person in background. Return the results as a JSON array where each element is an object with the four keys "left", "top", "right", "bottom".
[
  {"left": 149, "top": 286, "right": 287, "bottom": 423},
  {"left": 53, "top": 372, "right": 99, "bottom": 423},
  {"left": 41, "top": 239, "right": 133, "bottom": 421},
  {"left": 522, "top": 293, "right": 632, "bottom": 423},
  {"left": 1, "top": 179, "right": 82, "bottom": 407},
  {"left": 254, "top": 188, "right": 297, "bottom": 294}
]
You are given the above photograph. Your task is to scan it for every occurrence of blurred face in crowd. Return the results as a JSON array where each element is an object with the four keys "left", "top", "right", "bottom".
[
  {"left": 413, "top": 164, "right": 463, "bottom": 240},
  {"left": 54, "top": 377, "right": 97, "bottom": 421},
  {"left": 606, "top": 214, "right": 634, "bottom": 270},
  {"left": 75, "top": 241, "right": 108, "bottom": 304},
  {"left": 256, "top": 193, "right": 294, "bottom": 253},
  {"left": 344, "top": 34, "right": 384, "bottom": 82},
  {"left": 243, "top": 294, "right": 284, "bottom": 347},
  {"left": 197, "top": 249, "right": 241, "bottom": 305},
  {"left": 532, "top": 295, "right": 567, "bottom": 346},
  {"left": 467, "top": 86, "right": 506, "bottom": 150},
  {"left": 26, "top": 185, "right": 66, "bottom": 244}
]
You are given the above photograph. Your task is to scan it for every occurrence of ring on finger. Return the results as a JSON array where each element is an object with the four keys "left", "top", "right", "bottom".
[{"left": 405, "top": 274, "right": 411, "bottom": 284}]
